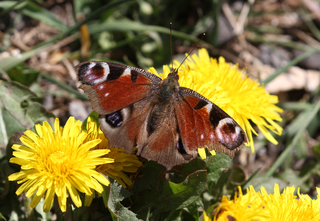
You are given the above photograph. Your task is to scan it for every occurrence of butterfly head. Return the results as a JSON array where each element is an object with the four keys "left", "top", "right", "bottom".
[
  {"left": 157, "top": 69, "right": 180, "bottom": 103},
  {"left": 168, "top": 68, "right": 179, "bottom": 78},
  {"left": 165, "top": 69, "right": 180, "bottom": 87}
]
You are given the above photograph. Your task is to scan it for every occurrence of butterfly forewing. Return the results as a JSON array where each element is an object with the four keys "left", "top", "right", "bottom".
[
  {"left": 76, "top": 61, "right": 161, "bottom": 115},
  {"left": 176, "top": 88, "right": 247, "bottom": 157}
]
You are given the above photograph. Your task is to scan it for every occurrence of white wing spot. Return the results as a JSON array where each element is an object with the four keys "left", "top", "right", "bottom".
[
  {"left": 87, "top": 62, "right": 96, "bottom": 69},
  {"left": 215, "top": 118, "right": 240, "bottom": 142},
  {"left": 121, "top": 107, "right": 130, "bottom": 123},
  {"left": 98, "top": 84, "right": 105, "bottom": 90},
  {"left": 122, "top": 68, "right": 131, "bottom": 76},
  {"left": 235, "top": 126, "right": 240, "bottom": 137},
  {"left": 204, "top": 103, "right": 213, "bottom": 113},
  {"left": 217, "top": 118, "right": 234, "bottom": 128},
  {"left": 92, "top": 62, "right": 110, "bottom": 84}
]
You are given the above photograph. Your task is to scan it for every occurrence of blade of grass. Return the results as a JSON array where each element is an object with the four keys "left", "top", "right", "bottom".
[
  {"left": 0, "top": 0, "right": 26, "bottom": 16},
  {"left": 301, "top": 9, "right": 320, "bottom": 42},
  {"left": 22, "top": 1, "right": 68, "bottom": 31},
  {"left": 0, "top": 0, "right": 130, "bottom": 72},
  {"left": 262, "top": 45, "right": 320, "bottom": 85},
  {"left": 265, "top": 99, "right": 320, "bottom": 177},
  {"left": 278, "top": 102, "right": 314, "bottom": 111},
  {"left": 246, "top": 32, "right": 313, "bottom": 51},
  {"left": 241, "top": 168, "right": 261, "bottom": 189},
  {"left": 0, "top": 44, "right": 52, "bottom": 71},
  {"left": 211, "top": 0, "right": 221, "bottom": 46},
  {"left": 0, "top": 1, "right": 67, "bottom": 30},
  {"left": 39, "top": 72, "right": 88, "bottom": 100},
  {"left": 90, "top": 33, "right": 149, "bottom": 56},
  {"left": 304, "top": 18, "right": 320, "bottom": 42},
  {"left": 88, "top": 20, "right": 200, "bottom": 43},
  {"left": 286, "top": 109, "right": 313, "bottom": 136}
]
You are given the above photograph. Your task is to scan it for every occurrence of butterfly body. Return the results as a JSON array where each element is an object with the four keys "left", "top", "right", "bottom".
[{"left": 76, "top": 61, "right": 247, "bottom": 170}]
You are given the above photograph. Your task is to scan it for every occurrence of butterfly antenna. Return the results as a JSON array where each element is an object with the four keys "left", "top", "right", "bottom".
[
  {"left": 177, "top": 33, "right": 205, "bottom": 71},
  {"left": 170, "top": 22, "right": 174, "bottom": 71}
]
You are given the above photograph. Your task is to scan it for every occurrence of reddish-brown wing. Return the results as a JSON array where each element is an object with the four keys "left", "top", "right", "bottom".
[
  {"left": 174, "top": 88, "right": 247, "bottom": 158},
  {"left": 76, "top": 61, "right": 161, "bottom": 115},
  {"left": 135, "top": 100, "right": 195, "bottom": 170},
  {"left": 77, "top": 61, "right": 163, "bottom": 155}
]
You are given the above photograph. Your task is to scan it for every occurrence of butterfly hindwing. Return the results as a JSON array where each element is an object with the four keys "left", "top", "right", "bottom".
[
  {"left": 136, "top": 100, "right": 193, "bottom": 170},
  {"left": 99, "top": 96, "right": 154, "bottom": 154}
]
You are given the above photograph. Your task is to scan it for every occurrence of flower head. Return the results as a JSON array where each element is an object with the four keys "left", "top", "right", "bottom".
[
  {"left": 8, "top": 117, "right": 113, "bottom": 212},
  {"left": 258, "top": 184, "right": 320, "bottom": 220},
  {"left": 208, "top": 184, "right": 320, "bottom": 221},
  {"left": 210, "top": 186, "right": 269, "bottom": 221},
  {"left": 149, "top": 48, "right": 283, "bottom": 153},
  {"left": 84, "top": 117, "right": 142, "bottom": 189}
]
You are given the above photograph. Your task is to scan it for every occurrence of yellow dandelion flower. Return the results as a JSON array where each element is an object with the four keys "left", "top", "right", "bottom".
[
  {"left": 84, "top": 117, "right": 142, "bottom": 188},
  {"left": 149, "top": 48, "right": 282, "bottom": 154},
  {"left": 212, "top": 186, "right": 269, "bottom": 221},
  {"left": 258, "top": 184, "right": 320, "bottom": 220},
  {"left": 8, "top": 117, "right": 113, "bottom": 213},
  {"left": 211, "top": 184, "right": 320, "bottom": 221},
  {"left": 202, "top": 211, "right": 211, "bottom": 221}
]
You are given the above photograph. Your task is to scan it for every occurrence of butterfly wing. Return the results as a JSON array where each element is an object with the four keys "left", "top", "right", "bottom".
[
  {"left": 76, "top": 61, "right": 161, "bottom": 115},
  {"left": 134, "top": 100, "right": 193, "bottom": 170},
  {"left": 76, "top": 61, "right": 162, "bottom": 153},
  {"left": 174, "top": 87, "right": 247, "bottom": 158}
]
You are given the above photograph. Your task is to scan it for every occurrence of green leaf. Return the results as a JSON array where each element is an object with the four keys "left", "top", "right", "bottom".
[
  {"left": 0, "top": 81, "right": 53, "bottom": 130},
  {"left": 182, "top": 199, "right": 202, "bottom": 221},
  {"left": 82, "top": 111, "right": 99, "bottom": 130},
  {"left": 7, "top": 65, "right": 39, "bottom": 86},
  {"left": 159, "top": 170, "right": 207, "bottom": 212},
  {"left": 0, "top": 213, "right": 6, "bottom": 221},
  {"left": 313, "top": 145, "right": 320, "bottom": 158},
  {"left": 169, "top": 153, "right": 231, "bottom": 184},
  {"left": 103, "top": 179, "right": 140, "bottom": 221},
  {"left": 0, "top": 108, "right": 25, "bottom": 148},
  {"left": 162, "top": 210, "right": 182, "bottom": 221},
  {"left": 6, "top": 131, "right": 24, "bottom": 166},
  {"left": 131, "top": 161, "right": 207, "bottom": 217},
  {"left": 210, "top": 165, "right": 246, "bottom": 200},
  {"left": 206, "top": 154, "right": 232, "bottom": 183}
]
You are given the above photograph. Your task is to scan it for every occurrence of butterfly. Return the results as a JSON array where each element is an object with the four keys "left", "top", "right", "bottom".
[{"left": 76, "top": 60, "right": 247, "bottom": 170}]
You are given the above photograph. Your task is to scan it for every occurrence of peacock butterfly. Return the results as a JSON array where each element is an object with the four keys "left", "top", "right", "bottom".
[{"left": 75, "top": 58, "right": 247, "bottom": 170}]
